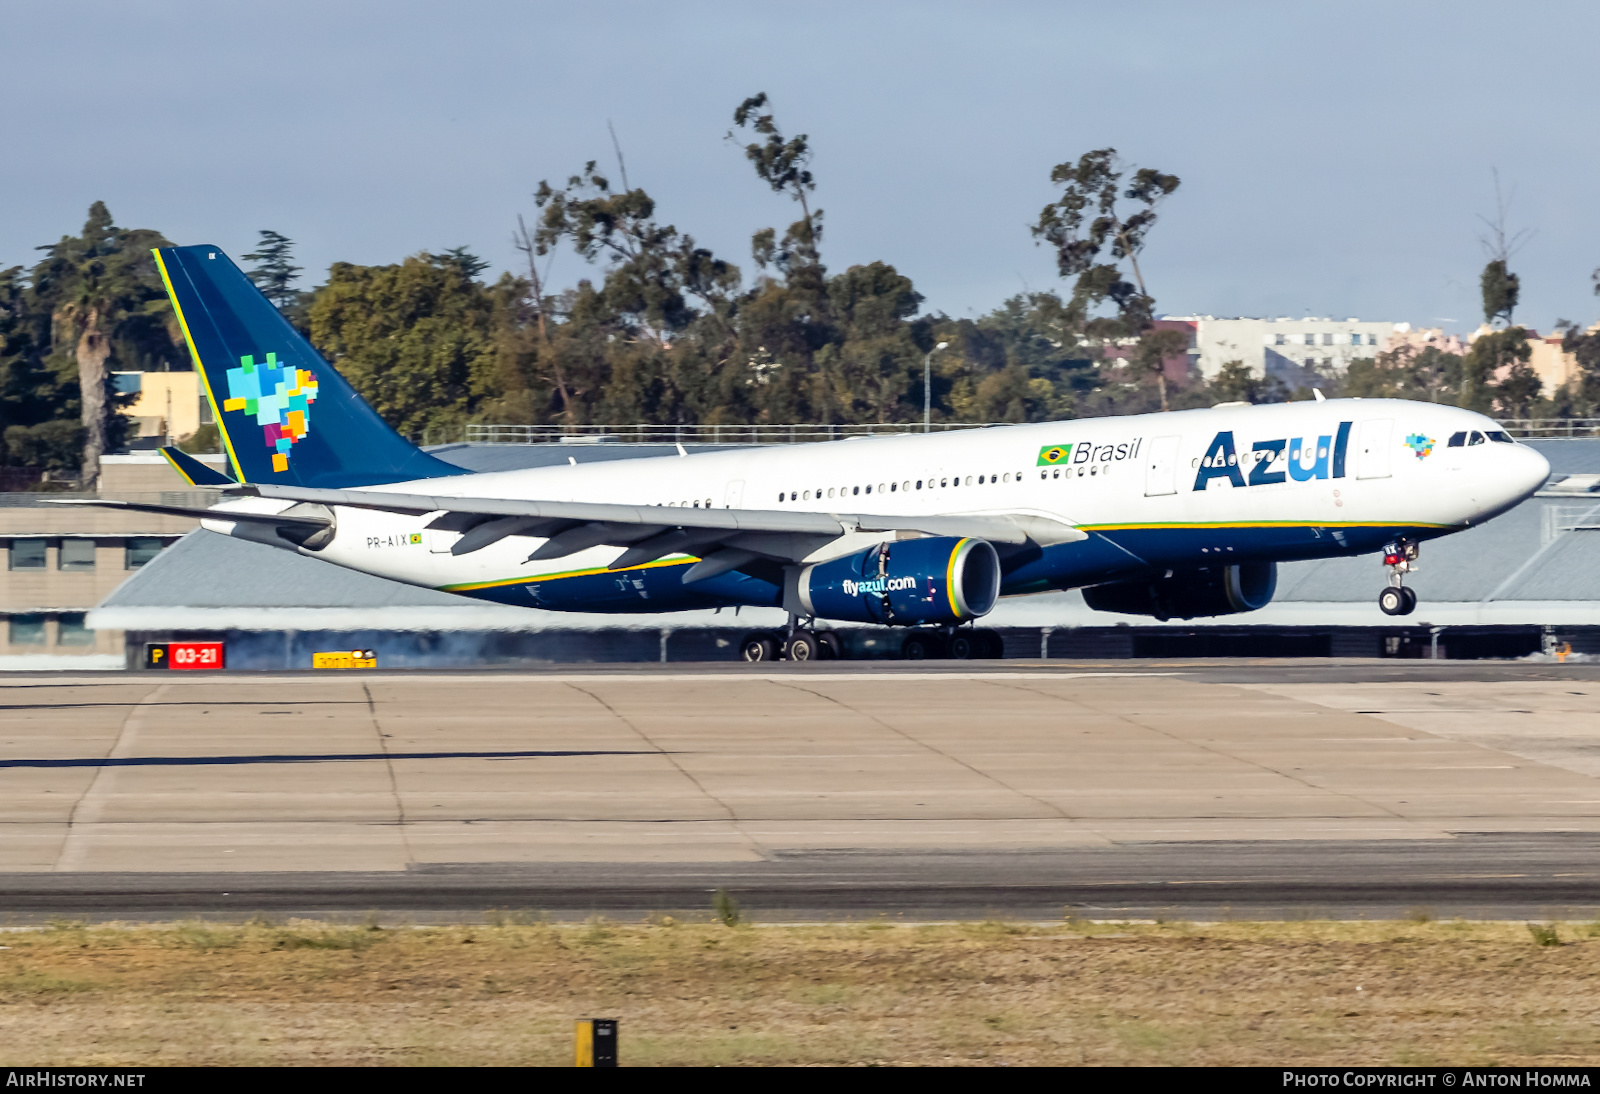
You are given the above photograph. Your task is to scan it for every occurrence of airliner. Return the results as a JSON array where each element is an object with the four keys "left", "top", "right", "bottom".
[{"left": 62, "top": 245, "right": 1551, "bottom": 661}]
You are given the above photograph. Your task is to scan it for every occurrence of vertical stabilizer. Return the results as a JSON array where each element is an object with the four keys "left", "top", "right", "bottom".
[{"left": 153, "top": 245, "right": 466, "bottom": 487}]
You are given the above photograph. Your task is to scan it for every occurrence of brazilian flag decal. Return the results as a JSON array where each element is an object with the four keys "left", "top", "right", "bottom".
[{"left": 1037, "top": 443, "right": 1073, "bottom": 466}]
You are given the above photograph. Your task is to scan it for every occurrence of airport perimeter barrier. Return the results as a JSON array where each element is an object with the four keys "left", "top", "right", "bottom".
[
  {"left": 449, "top": 422, "right": 1005, "bottom": 446},
  {"left": 401, "top": 419, "right": 1600, "bottom": 446},
  {"left": 1495, "top": 419, "right": 1600, "bottom": 437}
]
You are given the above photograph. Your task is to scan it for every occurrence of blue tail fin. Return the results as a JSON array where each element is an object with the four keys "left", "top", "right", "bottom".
[{"left": 153, "top": 244, "right": 466, "bottom": 487}]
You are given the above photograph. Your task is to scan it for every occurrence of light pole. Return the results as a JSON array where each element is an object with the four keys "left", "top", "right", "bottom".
[{"left": 924, "top": 341, "right": 949, "bottom": 433}]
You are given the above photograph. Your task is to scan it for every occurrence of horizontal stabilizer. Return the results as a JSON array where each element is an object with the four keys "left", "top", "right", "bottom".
[
  {"left": 47, "top": 497, "right": 330, "bottom": 530},
  {"left": 159, "top": 446, "right": 235, "bottom": 486}
]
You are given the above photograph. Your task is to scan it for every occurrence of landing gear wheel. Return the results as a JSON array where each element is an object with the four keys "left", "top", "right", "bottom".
[
  {"left": 973, "top": 628, "right": 1003, "bottom": 659},
  {"left": 902, "top": 632, "right": 944, "bottom": 660},
  {"left": 1378, "top": 587, "right": 1407, "bottom": 616},
  {"left": 785, "top": 630, "right": 821, "bottom": 662},
  {"left": 947, "top": 632, "right": 976, "bottom": 660},
  {"left": 816, "top": 630, "right": 843, "bottom": 660},
  {"left": 740, "top": 632, "right": 777, "bottom": 661},
  {"left": 1399, "top": 586, "right": 1417, "bottom": 615}
]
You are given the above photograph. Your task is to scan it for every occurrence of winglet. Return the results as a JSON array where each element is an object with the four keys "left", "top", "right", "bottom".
[{"left": 160, "top": 446, "right": 236, "bottom": 487}]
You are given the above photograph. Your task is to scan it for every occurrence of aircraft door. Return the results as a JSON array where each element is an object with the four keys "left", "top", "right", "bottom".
[
  {"left": 1144, "top": 435, "right": 1181, "bottom": 496},
  {"left": 1356, "top": 419, "right": 1393, "bottom": 479},
  {"left": 425, "top": 510, "right": 457, "bottom": 553},
  {"left": 723, "top": 479, "right": 745, "bottom": 509}
]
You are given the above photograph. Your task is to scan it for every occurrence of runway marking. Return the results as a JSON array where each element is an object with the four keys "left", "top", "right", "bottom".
[{"left": 56, "top": 682, "right": 170, "bottom": 872}]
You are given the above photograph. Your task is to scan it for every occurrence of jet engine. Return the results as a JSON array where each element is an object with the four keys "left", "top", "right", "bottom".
[
  {"left": 1082, "top": 562, "right": 1277, "bottom": 621},
  {"left": 789, "top": 536, "right": 1001, "bottom": 626}
]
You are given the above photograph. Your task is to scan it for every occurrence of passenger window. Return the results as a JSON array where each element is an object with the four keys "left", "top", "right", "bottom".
[
  {"left": 1448, "top": 432, "right": 1467, "bottom": 447},
  {"left": 890, "top": 483, "right": 897, "bottom": 492},
  {"left": 878, "top": 484, "right": 886, "bottom": 493},
  {"left": 903, "top": 481, "right": 911, "bottom": 492},
  {"left": 1468, "top": 431, "right": 1485, "bottom": 446},
  {"left": 940, "top": 478, "right": 947, "bottom": 487},
  {"left": 916, "top": 481, "right": 922, "bottom": 489},
  {"left": 964, "top": 475, "right": 972, "bottom": 486},
  {"left": 1002, "top": 473, "right": 1010, "bottom": 482}
]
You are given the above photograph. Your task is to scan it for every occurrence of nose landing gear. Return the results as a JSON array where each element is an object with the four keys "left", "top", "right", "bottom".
[{"left": 1378, "top": 539, "right": 1419, "bottom": 616}]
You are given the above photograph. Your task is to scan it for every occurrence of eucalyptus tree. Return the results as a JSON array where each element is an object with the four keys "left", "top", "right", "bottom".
[{"left": 29, "top": 203, "right": 174, "bottom": 488}]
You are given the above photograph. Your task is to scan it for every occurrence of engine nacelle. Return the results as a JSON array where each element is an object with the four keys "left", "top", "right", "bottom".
[
  {"left": 1082, "top": 562, "right": 1277, "bottom": 621},
  {"left": 790, "top": 536, "right": 1001, "bottom": 626}
]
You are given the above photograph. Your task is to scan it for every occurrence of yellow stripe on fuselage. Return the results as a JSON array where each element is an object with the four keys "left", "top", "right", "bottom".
[
  {"left": 152, "top": 249, "right": 244, "bottom": 484},
  {"left": 1081, "top": 519, "right": 1454, "bottom": 532}
]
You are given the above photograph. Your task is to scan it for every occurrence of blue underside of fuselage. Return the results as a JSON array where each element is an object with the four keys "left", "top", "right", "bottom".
[{"left": 446, "top": 521, "right": 1453, "bottom": 616}]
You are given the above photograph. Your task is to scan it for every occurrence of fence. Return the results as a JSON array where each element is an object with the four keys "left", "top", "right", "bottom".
[
  {"left": 410, "top": 418, "right": 1600, "bottom": 448},
  {"left": 1500, "top": 420, "right": 1600, "bottom": 438},
  {"left": 1541, "top": 504, "right": 1600, "bottom": 547},
  {"left": 457, "top": 422, "right": 1004, "bottom": 446}
]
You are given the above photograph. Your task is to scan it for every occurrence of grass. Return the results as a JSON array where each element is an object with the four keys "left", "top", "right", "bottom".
[{"left": 1, "top": 918, "right": 1599, "bottom": 1065}]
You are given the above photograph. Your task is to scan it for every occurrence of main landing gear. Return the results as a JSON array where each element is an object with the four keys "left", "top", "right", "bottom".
[
  {"left": 739, "top": 620, "right": 1004, "bottom": 661},
  {"left": 1378, "top": 539, "right": 1419, "bottom": 617},
  {"left": 739, "top": 616, "right": 843, "bottom": 662}
]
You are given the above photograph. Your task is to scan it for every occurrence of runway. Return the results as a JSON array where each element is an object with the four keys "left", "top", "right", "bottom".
[{"left": 5, "top": 660, "right": 1600, "bottom": 920}]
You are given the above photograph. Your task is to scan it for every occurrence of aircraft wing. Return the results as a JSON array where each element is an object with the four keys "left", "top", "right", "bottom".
[{"left": 236, "top": 482, "right": 1082, "bottom": 581}]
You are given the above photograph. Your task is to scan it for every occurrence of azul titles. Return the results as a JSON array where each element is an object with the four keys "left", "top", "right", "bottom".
[{"left": 1194, "top": 422, "right": 1353, "bottom": 491}]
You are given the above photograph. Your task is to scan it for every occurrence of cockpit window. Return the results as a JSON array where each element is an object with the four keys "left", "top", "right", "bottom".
[
  {"left": 1468, "top": 431, "right": 1486, "bottom": 446},
  {"left": 1484, "top": 430, "right": 1514, "bottom": 443},
  {"left": 1447, "top": 432, "right": 1467, "bottom": 447}
]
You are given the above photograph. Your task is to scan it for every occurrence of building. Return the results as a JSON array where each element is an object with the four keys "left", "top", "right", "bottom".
[
  {"left": 112, "top": 370, "right": 209, "bottom": 447},
  {"left": 0, "top": 454, "right": 225, "bottom": 666},
  {"left": 1166, "top": 316, "right": 1404, "bottom": 385},
  {"left": 1465, "top": 324, "right": 1591, "bottom": 396}
]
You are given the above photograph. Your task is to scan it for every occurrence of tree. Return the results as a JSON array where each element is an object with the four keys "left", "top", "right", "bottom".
[
  {"left": 1459, "top": 327, "right": 1532, "bottom": 415},
  {"left": 307, "top": 252, "right": 501, "bottom": 439},
  {"left": 1477, "top": 171, "right": 1530, "bottom": 327},
  {"left": 29, "top": 203, "right": 175, "bottom": 489},
  {"left": 242, "top": 230, "right": 304, "bottom": 310},
  {"left": 813, "top": 262, "right": 924, "bottom": 424},
  {"left": 1131, "top": 328, "right": 1189, "bottom": 412},
  {"left": 1031, "top": 149, "right": 1180, "bottom": 338},
  {"left": 730, "top": 93, "right": 824, "bottom": 290}
]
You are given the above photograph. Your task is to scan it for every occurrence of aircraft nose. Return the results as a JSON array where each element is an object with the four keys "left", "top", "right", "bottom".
[{"left": 1506, "top": 443, "right": 1551, "bottom": 500}]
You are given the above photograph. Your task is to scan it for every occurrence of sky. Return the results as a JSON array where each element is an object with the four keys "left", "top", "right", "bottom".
[{"left": 3, "top": 0, "right": 1597, "bottom": 334}]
